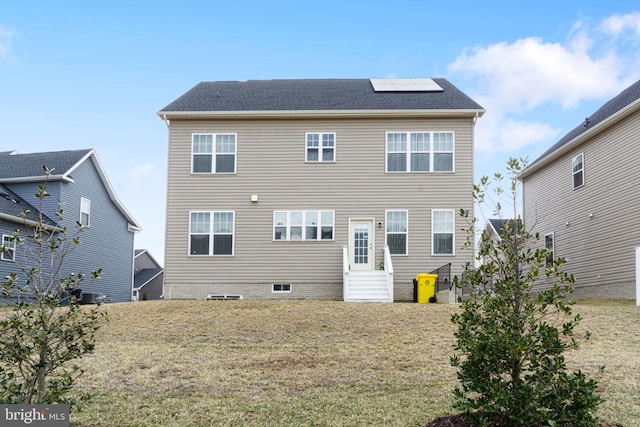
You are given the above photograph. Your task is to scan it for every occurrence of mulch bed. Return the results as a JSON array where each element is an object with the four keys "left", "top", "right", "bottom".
[{"left": 422, "top": 414, "right": 624, "bottom": 427}]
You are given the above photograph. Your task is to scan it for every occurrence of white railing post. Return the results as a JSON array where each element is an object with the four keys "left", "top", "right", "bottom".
[
  {"left": 343, "top": 246, "right": 350, "bottom": 301},
  {"left": 383, "top": 245, "right": 394, "bottom": 302}
]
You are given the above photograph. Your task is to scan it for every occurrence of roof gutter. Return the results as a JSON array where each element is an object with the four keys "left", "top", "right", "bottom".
[
  {"left": 158, "top": 108, "right": 486, "bottom": 120},
  {"left": 519, "top": 97, "right": 640, "bottom": 180},
  {"left": 0, "top": 212, "right": 63, "bottom": 232}
]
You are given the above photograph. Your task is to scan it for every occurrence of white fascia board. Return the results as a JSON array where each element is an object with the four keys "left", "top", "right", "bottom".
[
  {"left": 0, "top": 212, "right": 63, "bottom": 232},
  {"left": 83, "top": 151, "right": 142, "bottom": 231},
  {"left": 158, "top": 109, "right": 486, "bottom": 120}
]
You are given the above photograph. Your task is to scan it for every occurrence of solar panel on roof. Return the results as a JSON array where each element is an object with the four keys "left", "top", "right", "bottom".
[{"left": 370, "top": 78, "right": 443, "bottom": 92}]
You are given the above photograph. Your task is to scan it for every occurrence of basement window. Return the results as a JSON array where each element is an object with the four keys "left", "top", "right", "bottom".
[{"left": 272, "top": 284, "right": 292, "bottom": 293}]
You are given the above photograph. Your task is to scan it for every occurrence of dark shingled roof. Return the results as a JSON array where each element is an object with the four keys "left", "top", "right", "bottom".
[
  {"left": 0, "top": 184, "right": 57, "bottom": 225},
  {"left": 134, "top": 268, "right": 163, "bottom": 289},
  {"left": 530, "top": 79, "right": 640, "bottom": 167},
  {"left": 0, "top": 149, "right": 92, "bottom": 180},
  {"left": 488, "top": 219, "right": 522, "bottom": 238},
  {"left": 159, "top": 78, "right": 484, "bottom": 112}
]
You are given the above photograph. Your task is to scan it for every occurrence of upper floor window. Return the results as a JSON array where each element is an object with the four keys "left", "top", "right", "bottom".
[
  {"left": 432, "top": 209, "right": 454, "bottom": 255},
  {"left": 572, "top": 153, "right": 584, "bottom": 189},
  {"left": 1, "top": 234, "right": 16, "bottom": 262},
  {"left": 386, "top": 210, "right": 408, "bottom": 255},
  {"left": 386, "top": 131, "right": 454, "bottom": 172},
  {"left": 273, "top": 210, "right": 334, "bottom": 241},
  {"left": 192, "top": 133, "right": 236, "bottom": 174},
  {"left": 545, "top": 233, "right": 554, "bottom": 267},
  {"left": 306, "top": 133, "right": 335, "bottom": 162},
  {"left": 189, "top": 211, "right": 235, "bottom": 256},
  {"left": 80, "top": 197, "right": 91, "bottom": 227}
]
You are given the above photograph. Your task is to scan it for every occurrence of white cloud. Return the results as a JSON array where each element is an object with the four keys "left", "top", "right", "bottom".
[
  {"left": 450, "top": 36, "right": 621, "bottom": 111},
  {"left": 600, "top": 12, "right": 640, "bottom": 37},
  {"left": 449, "top": 12, "right": 640, "bottom": 156},
  {"left": 0, "top": 25, "right": 16, "bottom": 60}
]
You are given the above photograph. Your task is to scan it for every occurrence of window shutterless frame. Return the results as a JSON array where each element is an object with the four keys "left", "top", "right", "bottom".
[
  {"left": 431, "top": 209, "right": 455, "bottom": 255},
  {"left": 385, "top": 210, "right": 408, "bottom": 255},
  {"left": 273, "top": 210, "right": 335, "bottom": 241},
  {"left": 191, "top": 133, "right": 237, "bottom": 174},
  {"left": 572, "top": 153, "right": 584, "bottom": 189},
  {"left": 385, "top": 131, "right": 454, "bottom": 173},
  {"left": 188, "top": 210, "right": 235, "bottom": 256},
  {"left": 1, "top": 234, "right": 16, "bottom": 262},
  {"left": 80, "top": 197, "right": 91, "bottom": 228},
  {"left": 305, "top": 132, "right": 336, "bottom": 162}
]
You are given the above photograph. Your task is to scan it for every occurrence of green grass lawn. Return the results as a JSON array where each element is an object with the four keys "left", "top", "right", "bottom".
[{"left": 70, "top": 299, "right": 639, "bottom": 427}]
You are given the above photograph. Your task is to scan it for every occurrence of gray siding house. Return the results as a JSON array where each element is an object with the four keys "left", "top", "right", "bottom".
[
  {"left": 520, "top": 79, "right": 640, "bottom": 301},
  {"left": 0, "top": 149, "right": 141, "bottom": 303},
  {"left": 159, "top": 78, "right": 484, "bottom": 302},
  {"left": 133, "top": 249, "right": 164, "bottom": 301}
]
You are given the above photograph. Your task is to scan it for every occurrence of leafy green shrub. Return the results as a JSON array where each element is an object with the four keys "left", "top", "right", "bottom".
[
  {"left": 450, "top": 158, "right": 601, "bottom": 426},
  {"left": 0, "top": 168, "right": 106, "bottom": 410}
]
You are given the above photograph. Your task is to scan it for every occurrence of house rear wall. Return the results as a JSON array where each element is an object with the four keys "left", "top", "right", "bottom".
[{"left": 164, "top": 117, "right": 476, "bottom": 300}]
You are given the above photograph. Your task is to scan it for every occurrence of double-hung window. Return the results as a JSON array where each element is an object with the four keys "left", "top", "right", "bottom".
[
  {"left": 189, "top": 211, "right": 235, "bottom": 256},
  {"left": 192, "top": 133, "right": 236, "bottom": 174},
  {"left": 274, "top": 210, "right": 334, "bottom": 241},
  {"left": 80, "top": 197, "right": 91, "bottom": 227},
  {"left": 432, "top": 209, "right": 454, "bottom": 255},
  {"left": 572, "top": 153, "right": 584, "bottom": 189},
  {"left": 385, "top": 210, "right": 408, "bottom": 255},
  {"left": 545, "top": 233, "right": 555, "bottom": 266},
  {"left": 386, "top": 131, "right": 454, "bottom": 172},
  {"left": 1, "top": 234, "right": 15, "bottom": 262},
  {"left": 306, "top": 133, "right": 335, "bottom": 162}
]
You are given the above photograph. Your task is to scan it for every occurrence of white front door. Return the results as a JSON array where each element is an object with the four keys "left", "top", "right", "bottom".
[{"left": 349, "top": 219, "right": 375, "bottom": 271}]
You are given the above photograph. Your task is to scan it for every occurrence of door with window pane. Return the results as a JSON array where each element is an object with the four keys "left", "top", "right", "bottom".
[{"left": 349, "top": 219, "right": 374, "bottom": 271}]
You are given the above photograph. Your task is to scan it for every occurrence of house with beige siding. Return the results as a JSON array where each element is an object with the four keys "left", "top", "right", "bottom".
[
  {"left": 158, "top": 78, "right": 484, "bottom": 302},
  {"left": 520, "top": 79, "right": 640, "bottom": 301}
]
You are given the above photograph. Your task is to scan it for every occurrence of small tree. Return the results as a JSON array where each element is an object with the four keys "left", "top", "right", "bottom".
[
  {"left": 450, "top": 158, "right": 601, "bottom": 426},
  {"left": 0, "top": 167, "right": 106, "bottom": 410}
]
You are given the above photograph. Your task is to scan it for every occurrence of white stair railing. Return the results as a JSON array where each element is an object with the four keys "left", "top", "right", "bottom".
[
  {"left": 383, "top": 245, "right": 394, "bottom": 301},
  {"left": 343, "top": 246, "right": 350, "bottom": 301}
]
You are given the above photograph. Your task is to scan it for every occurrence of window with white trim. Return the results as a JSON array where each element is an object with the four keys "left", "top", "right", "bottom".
[
  {"left": 545, "top": 233, "right": 554, "bottom": 267},
  {"left": 189, "top": 211, "right": 235, "bottom": 256},
  {"left": 273, "top": 211, "right": 334, "bottom": 241},
  {"left": 272, "top": 284, "right": 292, "bottom": 293},
  {"left": 306, "top": 133, "right": 335, "bottom": 162},
  {"left": 386, "top": 131, "right": 454, "bottom": 172},
  {"left": 432, "top": 209, "right": 454, "bottom": 255},
  {"left": 1, "top": 234, "right": 16, "bottom": 262},
  {"left": 385, "top": 210, "right": 408, "bottom": 255},
  {"left": 572, "top": 153, "right": 584, "bottom": 189},
  {"left": 80, "top": 197, "right": 91, "bottom": 227},
  {"left": 192, "top": 133, "right": 236, "bottom": 174}
]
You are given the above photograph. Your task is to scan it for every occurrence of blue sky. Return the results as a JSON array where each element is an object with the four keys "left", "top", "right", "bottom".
[{"left": 3, "top": 1, "right": 640, "bottom": 264}]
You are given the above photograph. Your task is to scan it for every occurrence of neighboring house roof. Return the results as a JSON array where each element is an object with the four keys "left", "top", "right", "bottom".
[
  {"left": 486, "top": 218, "right": 520, "bottom": 239},
  {"left": 133, "top": 249, "right": 164, "bottom": 290},
  {"left": 134, "top": 267, "right": 163, "bottom": 289},
  {"left": 521, "top": 79, "right": 640, "bottom": 178},
  {"left": 0, "top": 149, "right": 141, "bottom": 231},
  {"left": 0, "top": 184, "right": 58, "bottom": 228},
  {"left": 158, "top": 78, "right": 485, "bottom": 117}
]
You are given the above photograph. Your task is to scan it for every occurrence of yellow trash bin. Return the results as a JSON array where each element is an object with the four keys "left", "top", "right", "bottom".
[{"left": 416, "top": 273, "right": 438, "bottom": 304}]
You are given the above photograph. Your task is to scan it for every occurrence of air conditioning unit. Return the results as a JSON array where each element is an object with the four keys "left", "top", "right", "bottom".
[{"left": 206, "top": 293, "right": 243, "bottom": 300}]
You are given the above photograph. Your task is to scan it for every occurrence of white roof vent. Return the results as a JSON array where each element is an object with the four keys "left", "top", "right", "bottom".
[{"left": 370, "top": 78, "right": 443, "bottom": 92}]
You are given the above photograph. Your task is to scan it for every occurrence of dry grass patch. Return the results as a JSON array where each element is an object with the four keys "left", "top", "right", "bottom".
[{"left": 70, "top": 299, "right": 638, "bottom": 427}]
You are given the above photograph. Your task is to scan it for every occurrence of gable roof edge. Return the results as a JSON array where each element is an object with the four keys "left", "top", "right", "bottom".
[
  {"left": 520, "top": 94, "right": 640, "bottom": 180},
  {"left": 85, "top": 151, "right": 142, "bottom": 232}
]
